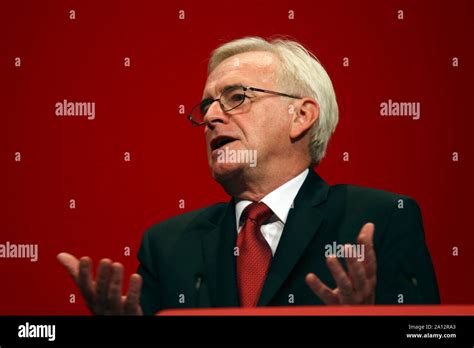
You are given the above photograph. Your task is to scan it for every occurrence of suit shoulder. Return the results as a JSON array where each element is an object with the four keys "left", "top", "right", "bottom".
[
  {"left": 337, "top": 184, "right": 413, "bottom": 201},
  {"left": 142, "top": 202, "right": 227, "bottom": 242},
  {"left": 329, "top": 184, "right": 419, "bottom": 213}
]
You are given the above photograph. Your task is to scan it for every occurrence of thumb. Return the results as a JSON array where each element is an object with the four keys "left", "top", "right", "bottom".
[{"left": 57, "top": 252, "right": 80, "bottom": 282}]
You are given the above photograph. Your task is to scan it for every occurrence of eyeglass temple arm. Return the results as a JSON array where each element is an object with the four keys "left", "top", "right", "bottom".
[{"left": 247, "top": 87, "right": 301, "bottom": 99}]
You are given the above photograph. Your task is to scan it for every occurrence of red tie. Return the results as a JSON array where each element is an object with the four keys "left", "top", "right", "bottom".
[{"left": 237, "top": 202, "right": 274, "bottom": 307}]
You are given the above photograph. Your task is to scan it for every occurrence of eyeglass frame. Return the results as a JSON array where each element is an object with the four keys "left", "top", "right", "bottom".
[{"left": 187, "top": 85, "right": 302, "bottom": 126}]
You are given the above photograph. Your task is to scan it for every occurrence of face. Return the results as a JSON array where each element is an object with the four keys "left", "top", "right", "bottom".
[{"left": 203, "top": 51, "right": 294, "bottom": 182}]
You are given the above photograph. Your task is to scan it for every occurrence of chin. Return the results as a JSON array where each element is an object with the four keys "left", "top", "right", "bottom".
[{"left": 209, "top": 161, "right": 246, "bottom": 183}]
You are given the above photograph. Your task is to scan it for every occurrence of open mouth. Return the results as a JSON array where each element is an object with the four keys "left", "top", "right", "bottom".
[{"left": 210, "top": 136, "right": 238, "bottom": 151}]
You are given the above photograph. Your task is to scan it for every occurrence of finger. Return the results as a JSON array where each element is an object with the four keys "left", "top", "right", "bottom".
[
  {"left": 326, "top": 256, "right": 354, "bottom": 298},
  {"left": 94, "top": 259, "right": 112, "bottom": 314},
  {"left": 344, "top": 245, "right": 367, "bottom": 294},
  {"left": 364, "top": 245, "right": 377, "bottom": 286},
  {"left": 305, "top": 273, "right": 339, "bottom": 305},
  {"left": 357, "top": 223, "right": 377, "bottom": 280},
  {"left": 57, "top": 252, "right": 80, "bottom": 282},
  {"left": 78, "top": 257, "right": 95, "bottom": 306},
  {"left": 124, "top": 274, "right": 143, "bottom": 315},
  {"left": 107, "top": 263, "right": 124, "bottom": 314}
]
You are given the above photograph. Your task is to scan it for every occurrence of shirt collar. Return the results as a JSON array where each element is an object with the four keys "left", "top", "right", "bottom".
[{"left": 235, "top": 168, "right": 309, "bottom": 227}]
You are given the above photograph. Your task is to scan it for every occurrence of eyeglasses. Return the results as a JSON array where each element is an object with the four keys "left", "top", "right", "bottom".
[{"left": 187, "top": 85, "right": 302, "bottom": 126}]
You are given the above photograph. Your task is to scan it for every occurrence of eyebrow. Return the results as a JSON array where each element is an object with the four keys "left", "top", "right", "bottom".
[{"left": 202, "top": 83, "right": 244, "bottom": 101}]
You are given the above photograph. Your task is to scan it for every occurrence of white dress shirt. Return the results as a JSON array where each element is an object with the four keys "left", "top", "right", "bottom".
[{"left": 235, "top": 168, "right": 309, "bottom": 256}]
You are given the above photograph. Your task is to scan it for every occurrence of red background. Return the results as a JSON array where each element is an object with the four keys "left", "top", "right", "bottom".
[{"left": 1, "top": 0, "right": 472, "bottom": 315}]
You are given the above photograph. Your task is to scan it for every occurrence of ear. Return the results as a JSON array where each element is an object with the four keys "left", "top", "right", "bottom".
[{"left": 289, "top": 98, "right": 319, "bottom": 140}]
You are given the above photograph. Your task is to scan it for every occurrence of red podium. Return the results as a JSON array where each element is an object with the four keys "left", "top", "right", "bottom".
[{"left": 158, "top": 305, "right": 474, "bottom": 316}]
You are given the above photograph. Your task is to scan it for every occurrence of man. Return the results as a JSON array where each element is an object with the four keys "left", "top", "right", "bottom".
[{"left": 58, "top": 36, "right": 439, "bottom": 315}]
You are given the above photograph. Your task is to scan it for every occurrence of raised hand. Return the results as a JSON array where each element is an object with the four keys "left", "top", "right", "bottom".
[
  {"left": 305, "top": 222, "right": 377, "bottom": 304},
  {"left": 57, "top": 252, "right": 143, "bottom": 315}
]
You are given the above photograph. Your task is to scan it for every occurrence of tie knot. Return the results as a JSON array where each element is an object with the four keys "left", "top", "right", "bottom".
[{"left": 243, "top": 202, "right": 273, "bottom": 225}]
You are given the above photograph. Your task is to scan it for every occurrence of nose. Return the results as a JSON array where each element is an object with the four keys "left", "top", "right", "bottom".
[{"left": 204, "top": 101, "right": 228, "bottom": 129}]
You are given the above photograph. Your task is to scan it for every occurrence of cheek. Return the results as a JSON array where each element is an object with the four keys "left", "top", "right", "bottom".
[
  {"left": 243, "top": 103, "right": 290, "bottom": 150},
  {"left": 264, "top": 102, "right": 291, "bottom": 133}
]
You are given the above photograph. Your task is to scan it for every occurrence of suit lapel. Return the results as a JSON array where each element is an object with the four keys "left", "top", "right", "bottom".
[
  {"left": 258, "top": 169, "right": 330, "bottom": 306},
  {"left": 201, "top": 200, "right": 239, "bottom": 307}
]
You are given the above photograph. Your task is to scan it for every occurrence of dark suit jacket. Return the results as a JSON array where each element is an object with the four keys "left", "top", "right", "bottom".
[{"left": 137, "top": 169, "right": 440, "bottom": 315}]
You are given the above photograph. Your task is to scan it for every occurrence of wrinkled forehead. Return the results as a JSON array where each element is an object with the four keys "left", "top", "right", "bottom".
[{"left": 203, "top": 51, "right": 279, "bottom": 99}]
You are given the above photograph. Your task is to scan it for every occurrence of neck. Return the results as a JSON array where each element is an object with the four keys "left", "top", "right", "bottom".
[{"left": 217, "top": 162, "right": 309, "bottom": 202}]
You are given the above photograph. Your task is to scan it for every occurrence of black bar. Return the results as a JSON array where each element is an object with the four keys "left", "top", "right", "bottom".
[{"left": 0, "top": 316, "right": 472, "bottom": 345}]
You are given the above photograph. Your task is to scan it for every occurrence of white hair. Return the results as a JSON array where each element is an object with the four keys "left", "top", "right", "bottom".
[{"left": 208, "top": 36, "right": 339, "bottom": 166}]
